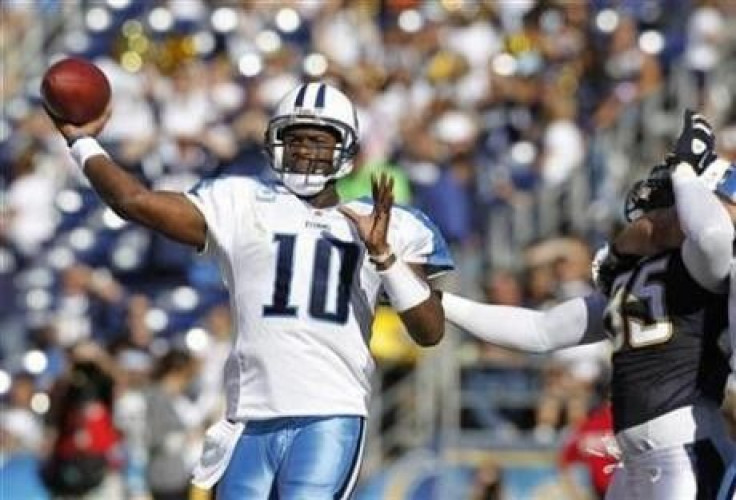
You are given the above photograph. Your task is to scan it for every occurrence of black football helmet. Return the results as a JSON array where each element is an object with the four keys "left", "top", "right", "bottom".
[{"left": 623, "top": 162, "right": 675, "bottom": 222}]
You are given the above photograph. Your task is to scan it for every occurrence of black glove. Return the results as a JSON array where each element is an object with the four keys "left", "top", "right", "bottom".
[
  {"left": 591, "top": 244, "right": 640, "bottom": 297},
  {"left": 671, "top": 109, "right": 717, "bottom": 174}
]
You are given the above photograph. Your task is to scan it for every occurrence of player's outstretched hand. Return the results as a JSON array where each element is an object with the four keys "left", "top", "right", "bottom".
[
  {"left": 591, "top": 244, "right": 640, "bottom": 296},
  {"left": 44, "top": 102, "right": 112, "bottom": 145},
  {"left": 339, "top": 173, "right": 394, "bottom": 256},
  {"left": 672, "top": 109, "right": 716, "bottom": 174}
]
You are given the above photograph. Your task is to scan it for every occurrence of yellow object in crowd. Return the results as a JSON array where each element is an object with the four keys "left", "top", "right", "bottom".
[{"left": 369, "top": 306, "right": 421, "bottom": 364}]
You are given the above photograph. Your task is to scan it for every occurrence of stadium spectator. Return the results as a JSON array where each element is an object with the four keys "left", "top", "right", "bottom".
[
  {"left": 539, "top": 96, "right": 585, "bottom": 189},
  {"left": 1, "top": 371, "right": 44, "bottom": 456},
  {"left": 53, "top": 264, "right": 125, "bottom": 346},
  {"left": 529, "top": 239, "right": 611, "bottom": 443},
  {"left": 145, "top": 349, "right": 201, "bottom": 500},
  {"left": 593, "top": 15, "right": 663, "bottom": 130},
  {"left": 685, "top": 0, "right": 726, "bottom": 109},
  {"left": 113, "top": 347, "right": 154, "bottom": 500},
  {"left": 42, "top": 341, "right": 125, "bottom": 499},
  {"left": 192, "top": 303, "right": 232, "bottom": 424},
  {"left": 559, "top": 400, "right": 616, "bottom": 500},
  {"left": 463, "top": 269, "right": 530, "bottom": 440},
  {"left": 468, "top": 458, "right": 504, "bottom": 500},
  {"left": 0, "top": 372, "right": 49, "bottom": 500},
  {"left": 3, "top": 138, "right": 58, "bottom": 256},
  {"left": 115, "top": 294, "right": 154, "bottom": 353},
  {"left": 337, "top": 149, "right": 413, "bottom": 205}
]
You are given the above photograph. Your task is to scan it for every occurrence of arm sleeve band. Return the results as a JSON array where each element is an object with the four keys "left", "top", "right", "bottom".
[
  {"left": 441, "top": 292, "right": 609, "bottom": 352},
  {"left": 378, "top": 258, "right": 431, "bottom": 312},
  {"left": 672, "top": 162, "right": 734, "bottom": 292}
]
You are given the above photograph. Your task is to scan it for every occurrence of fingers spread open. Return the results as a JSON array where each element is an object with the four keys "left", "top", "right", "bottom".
[{"left": 374, "top": 173, "right": 395, "bottom": 218}]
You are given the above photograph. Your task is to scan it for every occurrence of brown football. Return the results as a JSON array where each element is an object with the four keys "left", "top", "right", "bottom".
[{"left": 41, "top": 57, "right": 111, "bottom": 125}]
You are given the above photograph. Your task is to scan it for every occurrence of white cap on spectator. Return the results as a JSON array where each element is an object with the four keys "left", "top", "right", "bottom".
[{"left": 432, "top": 110, "right": 477, "bottom": 145}]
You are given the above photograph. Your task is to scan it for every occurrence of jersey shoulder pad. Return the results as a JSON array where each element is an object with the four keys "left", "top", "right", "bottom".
[
  {"left": 391, "top": 203, "right": 454, "bottom": 276},
  {"left": 189, "top": 174, "right": 265, "bottom": 201}
]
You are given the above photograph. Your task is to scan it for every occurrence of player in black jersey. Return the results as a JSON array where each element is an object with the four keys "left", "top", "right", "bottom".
[
  {"left": 601, "top": 116, "right": 736, "bottom": 500},
  {"left": 440, "top": 111, "right": 736, "bottom": 499}
]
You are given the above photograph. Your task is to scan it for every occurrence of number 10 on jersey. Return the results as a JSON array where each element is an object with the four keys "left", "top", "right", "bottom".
[{"left": 263, "top": 234, "right": 360, "bottom": 324}]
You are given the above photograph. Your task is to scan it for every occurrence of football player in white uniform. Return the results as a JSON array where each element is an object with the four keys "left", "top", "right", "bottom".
[
  {"left": 440, "top": 112, "right": 736, "bottom": 500},
  {"left": 46, "top": 82, "right": 453, "bottom": 499}
]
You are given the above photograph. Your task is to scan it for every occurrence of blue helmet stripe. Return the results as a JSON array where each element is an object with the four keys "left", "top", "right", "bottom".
[
  {"left": 293, "top": 84, "right": 308, "bottom": 107},
  {"left": 315, "top": 83, "right": 327, "bottom": 109}
]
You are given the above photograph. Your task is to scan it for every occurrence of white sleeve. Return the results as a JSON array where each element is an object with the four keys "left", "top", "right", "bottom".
[
  {"left": 392, "top": 205, "right": 454, "bottom": 277},
  {"left": 185, "top": 177, "right": 231, "bottom": 255},
  {"left": 184, "top": 176, "right": 258, "bottom": 256},
  {"left": 673, "top": 163, "right": 734, "bottom": 292},
  {"left": 441, "top": 292, "right": 608, "bottom": 353}
]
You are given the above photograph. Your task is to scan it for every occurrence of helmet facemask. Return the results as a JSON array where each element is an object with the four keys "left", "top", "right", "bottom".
[{"left": 266, "top": 119, "right": 357, "bottom": 196}]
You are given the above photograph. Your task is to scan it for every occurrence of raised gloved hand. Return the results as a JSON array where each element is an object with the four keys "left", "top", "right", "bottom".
[{"left": 671, "top": 109, "right": 717, "bottom": 174}]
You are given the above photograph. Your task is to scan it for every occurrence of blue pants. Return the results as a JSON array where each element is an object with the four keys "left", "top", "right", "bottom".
[{"left": 216, "top": 416, "right": 365, "bottom": 500}]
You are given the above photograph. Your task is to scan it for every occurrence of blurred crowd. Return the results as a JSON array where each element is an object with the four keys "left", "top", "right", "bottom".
[{"left": 2, "top": 0, "right": 736, "bottom": 498}]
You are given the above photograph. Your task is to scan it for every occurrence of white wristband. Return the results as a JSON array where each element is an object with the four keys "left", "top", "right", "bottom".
[
  {"left": 70, "top": 137, "right": 109, "bottom": 170},
  {"left": 378, "top": 258, "right": 431, "bottom": 312},
  {"left": 368, "top": 247, "right": 394, "bottom": 265}
]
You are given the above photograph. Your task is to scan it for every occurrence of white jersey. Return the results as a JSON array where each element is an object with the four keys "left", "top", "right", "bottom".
[{"left": 186, "top": 175, "right": 453, "bottom": 420}]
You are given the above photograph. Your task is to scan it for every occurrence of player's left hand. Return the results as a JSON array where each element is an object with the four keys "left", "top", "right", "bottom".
[
  {"left": 339, "top": 173, "right": 394, "bottom": 256},
  {"left": 671, "top": 109, "right": 717, "bottom": 174}
]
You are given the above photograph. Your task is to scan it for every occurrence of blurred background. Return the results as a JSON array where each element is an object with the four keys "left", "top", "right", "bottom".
[{"left": 2, "top": 0, "right": 736, "bottom": 499}]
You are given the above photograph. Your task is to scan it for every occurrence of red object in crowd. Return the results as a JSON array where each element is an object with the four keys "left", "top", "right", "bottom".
[
  {"left": 55, "top": 401, "right": 122, "bottom": 464},
  {"left": 559, "top": 402, "right": 617, "bottom": 497}
]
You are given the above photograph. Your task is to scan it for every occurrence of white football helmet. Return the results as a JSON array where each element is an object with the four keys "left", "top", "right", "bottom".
[{"left": 265, "top": 82, "right": 360, "bottom": 196}]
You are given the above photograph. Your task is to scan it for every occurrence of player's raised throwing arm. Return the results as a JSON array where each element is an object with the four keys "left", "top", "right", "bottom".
[
  {"left": 46, "top": 105, "right": 207, "bottom": 249},
  {"left": 442, "top": 292, "right": 608, "bottom": 352}
]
